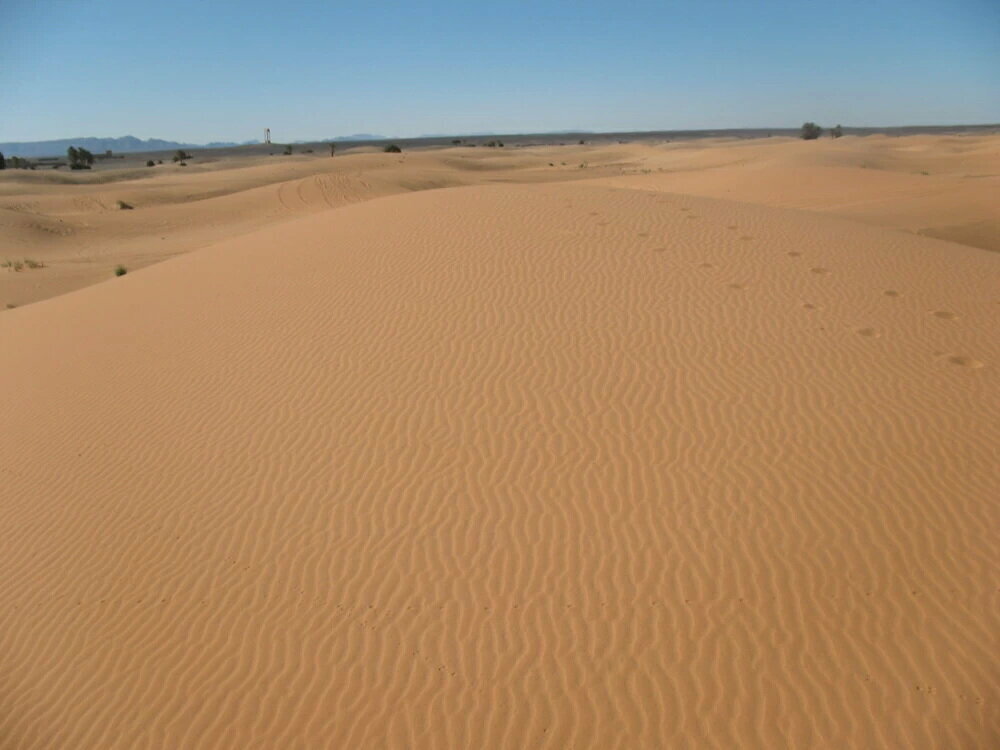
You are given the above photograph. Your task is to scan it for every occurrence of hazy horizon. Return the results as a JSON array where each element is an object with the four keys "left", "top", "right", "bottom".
[{"left": 2, "top": 0, "right": 998, "bottom": 144}]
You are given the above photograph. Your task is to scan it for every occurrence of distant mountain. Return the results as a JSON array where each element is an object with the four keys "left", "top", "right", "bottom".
[
  {"left": 0, "top": 135, "right": 249, "bottom": 158},
  {"left": 326, "top": 134, "right": 389, "bottom": 142}
]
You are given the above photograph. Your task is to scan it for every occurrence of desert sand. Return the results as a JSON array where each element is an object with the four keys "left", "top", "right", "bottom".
[{"left": 1, "top": 135, "right": 998, "bottom": 748}]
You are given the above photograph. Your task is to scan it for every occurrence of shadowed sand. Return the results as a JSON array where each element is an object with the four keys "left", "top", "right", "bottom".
[{"left": 1, "top": 139, "right": 998, "bottom": 748}]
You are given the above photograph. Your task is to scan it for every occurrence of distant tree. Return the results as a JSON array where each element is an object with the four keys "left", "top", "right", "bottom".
[
  {"left": 451, "top": 139, "right": 461, "bottom": 145},
  {"left": 173, "top": 149, "right": 191, "bottom": 162},
  {"left": 146, "top": 160, "right": 155, "bottom": 167},
  {"left": 800, "top": 122, "right": 823, "bottom": 140},
  {"left": 831, "top": 124, "right": 844, "bottom": 138},
  {"left": 0, "top": 151, "right": 5, "bottom": 170},
  {"left": 383, "top": 144, "right": 402, "bottom": 153},
  {"left": 579, "top": 139, "right": 585, "bottom": 145},
  {"left": 67, "top": 146, "right": 94, "bottom": 169},
  {"left": 329, "top": 143, "right": 336, "bottom": 156},
  {"left": 283, "top": 145, "right": 293, "bottom": 155}
]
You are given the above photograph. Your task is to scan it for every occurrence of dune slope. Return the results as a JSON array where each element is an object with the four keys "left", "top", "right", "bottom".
[{"left": 1, "top": 183, "right": 997, "bottom": 748}]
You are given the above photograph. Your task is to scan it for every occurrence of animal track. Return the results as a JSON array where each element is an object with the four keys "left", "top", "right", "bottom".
[
  {"left": 698, "top": 262, "right": 714, "bottom": 268},
  {"left": 803, "top": 303, "right": 818, "bottom": 310},
  {"left": 883, "top": 290, "right": 900, "bottom": 297},
  {"left": 931, "top": 310, "right": 957, "bottom": 320},
  {"left": 810, "top": 267, "right": 831, "bottom": 275},
  {"left": 787, "top": 251, "right": 802, "bottom": 257},
  {"left": 856, "top": 328, "right": 881, "bottom": 338},
  {"left": 740, "top": 235, "right": 754, "bottom": 241}
]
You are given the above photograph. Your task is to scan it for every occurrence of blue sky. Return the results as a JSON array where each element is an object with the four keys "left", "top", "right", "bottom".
[{"left": 2, "top": 0, "right": 998, "bottom": 143}]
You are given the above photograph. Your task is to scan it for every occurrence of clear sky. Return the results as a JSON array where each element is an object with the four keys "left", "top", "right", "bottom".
[{"left": 2, "top": 0, "right": 998, "bottom": 143}]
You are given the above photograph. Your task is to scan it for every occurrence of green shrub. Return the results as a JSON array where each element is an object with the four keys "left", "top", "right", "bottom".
[
  {"left": 114, "top": 265, "right": 128, "bottom": 276},
  {"left": 383, "top": 144, "right": 402, "bottom": 153},
  {"left": 801, "top": 122, "right": 823, "bottom": 140},
  {"left": 173, "top": 150, "right": 191, "bottom": 162},
  {"left": 146, "top": 160, "right": 155, "bottom": 167},
  {"left": 116, "top": 200, "right": 134, "bottom": 210}
]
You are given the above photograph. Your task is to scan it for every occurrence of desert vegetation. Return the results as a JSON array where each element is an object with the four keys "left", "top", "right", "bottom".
[
  {"left": 801, "top": 122, "right": 823, "bottom": 140},
  {"left": 831, "top": 124, "right": 844, "bottom": 138},
  {"left": 173, "top": 150, "right": 192, "bottom": 162},
  {"left": 67, "top": 146, "right": 95, "bottom": 169},
  {"left": 114, "top": 265, "right": 128, "bottom": 276},
  {"left": 2, "top": 258, "right": 45, "bottom": 271},
  {"left": 384, "top": 144, "right": 402, "bottom": 153}
]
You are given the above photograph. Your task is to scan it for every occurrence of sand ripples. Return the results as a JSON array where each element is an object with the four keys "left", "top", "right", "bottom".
[{"left": 1, "top": 184, "right": 997, "bottom": 748}]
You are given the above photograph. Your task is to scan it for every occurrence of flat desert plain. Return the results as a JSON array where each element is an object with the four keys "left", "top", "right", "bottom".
[{"left": 1, "top": 135, "right": 998, "bottom": 748}]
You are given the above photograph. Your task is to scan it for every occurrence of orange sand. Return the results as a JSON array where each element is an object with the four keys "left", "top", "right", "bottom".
[{"left": 1, "top": 136, "right": 997, "bottom": 748}]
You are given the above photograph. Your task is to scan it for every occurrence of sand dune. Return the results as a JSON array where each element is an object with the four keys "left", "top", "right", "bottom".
[
  {"left": 3, "top": 134, "right": 999, "bottom": 308},
  {"left": 1, "top": 171, "right": 997, "bottom": 747}
]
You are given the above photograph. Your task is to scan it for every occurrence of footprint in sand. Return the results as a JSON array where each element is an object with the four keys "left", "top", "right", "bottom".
[
  {"left": 883, "top": 290, "right": 901, "bottom": 297},
  {"left": 740, "top": 235, "right": 754, "bottom": 241},
  {"left": 638, "top": 232, "right": 649, "bottom": 238},
  {"left": 727, "top": 225, "right": 738, "bottom": 230},
  {"left": 803, "top": 303, "right": 819, "bottom": 310},
  {"left": 931, "top": 310, "right": 957, "bottom": 320},
  {"left": 699, "top": 262, "right": 714, "bottom": 268},
  {"left": 686, "top": 215, "right": 699, "bottom": 220},
  {"left": 856, "top": 327, "right": 881, "bottom": 338},
  {"left": 728, "top": 282, "right": 747, "bottom": 290},
  {"left": 811, "top": 267, "right": 831, "bottom": 275},
  {"left": 944, "top": 355, "right": 984, "bottom": 369},
  {"left": 787, "top": 251, "right": 802, "bottom": 257}
]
